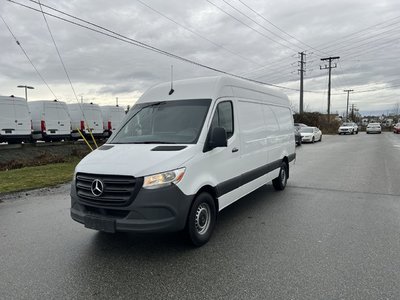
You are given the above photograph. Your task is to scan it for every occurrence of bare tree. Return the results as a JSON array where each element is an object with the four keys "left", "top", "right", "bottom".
[{"left": 392, "top": 102, "right": 400, "bottom": 120}]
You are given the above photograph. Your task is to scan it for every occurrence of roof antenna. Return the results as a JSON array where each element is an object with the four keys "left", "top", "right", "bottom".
[
  {"left": 169, "top": 65, "right": 174, "bottom": 95},
  {"left": 116, "top": 97, "right": 119, "bottom": 107}
]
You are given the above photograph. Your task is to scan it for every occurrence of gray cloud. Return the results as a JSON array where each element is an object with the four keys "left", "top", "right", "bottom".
[{"left": 1, "top": 0, "right": 399, "bottom": 112}]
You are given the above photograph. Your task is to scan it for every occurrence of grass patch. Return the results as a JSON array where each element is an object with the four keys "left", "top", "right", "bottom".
[{"left": 0, "top": 159, "right": 80, "bottom": 194}]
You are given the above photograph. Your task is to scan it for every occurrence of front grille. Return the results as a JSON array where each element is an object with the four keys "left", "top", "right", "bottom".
[{"left": 76, "top": 172, "right": 142, "bottom": 207}]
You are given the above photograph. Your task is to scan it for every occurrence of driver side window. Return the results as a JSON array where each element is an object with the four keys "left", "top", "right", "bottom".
[{"left": 211, "top": 101, "right": 234, "bottom": 139}]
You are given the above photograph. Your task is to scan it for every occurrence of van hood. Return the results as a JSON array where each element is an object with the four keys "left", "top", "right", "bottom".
[{"left": 75, "top": 144, "right": 199, "bottom": 177}]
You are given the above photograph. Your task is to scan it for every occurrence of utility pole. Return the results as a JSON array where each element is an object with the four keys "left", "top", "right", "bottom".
[
  {"left": 298, "top": 52, "right": 306, "bottom": 114},
  {"left": 350, "top": 103, "right": 358, "bottom": 122},
  {"left": 343, "top": 89, "right": 354, "bottom": 121},
  {"left": 320, "top": 56, "right": 340, "bottom": 122}
]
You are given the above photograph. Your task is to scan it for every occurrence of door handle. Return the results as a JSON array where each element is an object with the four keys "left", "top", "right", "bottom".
[{"left": 232, "top": 147, "right": 239, "bottom": 153}]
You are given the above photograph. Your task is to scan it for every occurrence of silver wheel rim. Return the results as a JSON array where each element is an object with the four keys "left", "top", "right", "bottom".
[{"left": 195, "top": 203, "right": 211, "bottom": 235}]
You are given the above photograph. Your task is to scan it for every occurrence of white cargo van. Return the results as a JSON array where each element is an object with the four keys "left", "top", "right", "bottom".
[
  {"left": 28, "top": 100, "right": 71, "bottom": 141},
  {"left": 70, "top": 76, "right": 296, "bottom": 246},
  {"left": 100, "top": 105, "right": 126, "bottom": 138},
  {"left": 0, "top": 95, "right": 31, "bottom": 144},
  {"left": 67, "top": 103, "right": 103, "bottom": 139}
]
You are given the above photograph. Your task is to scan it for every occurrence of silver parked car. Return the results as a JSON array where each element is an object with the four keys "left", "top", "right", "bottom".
[
  {"left": 299, "top": 126, "right": 322, "bottom": 143},
  {"left": 366, "top": 123, "right": 382, "bottom": 134}
]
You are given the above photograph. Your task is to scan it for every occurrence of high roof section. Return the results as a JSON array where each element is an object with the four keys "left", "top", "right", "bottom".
[{"left": 137, "top": 76, "right": 289, "bottom": 106}]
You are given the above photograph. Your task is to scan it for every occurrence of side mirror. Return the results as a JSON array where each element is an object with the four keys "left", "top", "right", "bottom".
[{"left": 203, "top": 127, "right": 227, "bottom": 152}]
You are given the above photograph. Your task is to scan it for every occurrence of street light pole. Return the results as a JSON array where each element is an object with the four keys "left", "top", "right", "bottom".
[{"left": 17, "top": 85, "right": 34, "bottom": 101}]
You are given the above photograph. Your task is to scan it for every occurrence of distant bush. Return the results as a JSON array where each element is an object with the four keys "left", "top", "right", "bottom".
[{"left": 294, "top": 112, "right": 340, "bottom": 134}]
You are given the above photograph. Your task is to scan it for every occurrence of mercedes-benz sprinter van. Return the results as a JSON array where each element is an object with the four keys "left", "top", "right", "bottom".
[
  {"left": 0, "top": 95, "right": 31, "bottom": 144},
  {"left": 71, "top": 76, "right": 296, "bottom": 246},
  {"left": 68, "top": 103, "right": 103, "bottom": 139},
  {"left": 29, "top": 100, "right": 71, "bottom": 141},
  {"left": 100, "top": 105, "right": 126, "bottom": 138}
]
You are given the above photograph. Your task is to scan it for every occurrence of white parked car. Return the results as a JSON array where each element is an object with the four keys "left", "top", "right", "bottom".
[
  {"left": 366, "top": 123, "right": 382, "bottom": 134},
  {"left": 338, "top": 122, "right": 358, "bottom": 135},
  {"left": 0, "top": 95, "right": 31, "bottom": 144},
  {"left": 70, "top": 75, "right": 296, "bottom": 246},
  {"left": 299, "top": 126, "right": 322, "bottom": 143}
]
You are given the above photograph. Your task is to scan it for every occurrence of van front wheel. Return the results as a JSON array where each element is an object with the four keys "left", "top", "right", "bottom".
[
  {"left": 186, "top": 192, "right": 216, "bottom": 247},
  {"left": 272, "top": 162, "right": 288, "bottom": 191}
]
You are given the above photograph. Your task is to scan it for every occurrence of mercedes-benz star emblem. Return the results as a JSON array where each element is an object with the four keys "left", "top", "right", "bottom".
[{"left": 91, "top": 179, "right": 104, "bottom": 197}]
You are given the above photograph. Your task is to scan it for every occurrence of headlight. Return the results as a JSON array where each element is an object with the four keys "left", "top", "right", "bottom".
[{"left": 143, "top": 168, "right": 186, "bottom": 189}]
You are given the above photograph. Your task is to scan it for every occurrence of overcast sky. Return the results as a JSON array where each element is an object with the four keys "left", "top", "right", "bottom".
[{"left": 1, "top": 0, "right": 400, "bottom": 115}]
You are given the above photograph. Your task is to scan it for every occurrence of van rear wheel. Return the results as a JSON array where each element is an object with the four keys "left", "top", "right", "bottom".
[
  {"left": 186, "top": 192, "right": 216, "bottom": 247},
  {"left": 273, "top": 162, "right": 288, "bottom": 191}
]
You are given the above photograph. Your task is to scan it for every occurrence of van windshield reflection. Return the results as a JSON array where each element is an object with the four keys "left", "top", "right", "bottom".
[{"left": 109, "top": 99, "right": 211, "bottom": 144}]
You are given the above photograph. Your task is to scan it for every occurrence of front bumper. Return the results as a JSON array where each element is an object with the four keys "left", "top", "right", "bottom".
[
  {"left": 338, "top": 128, "right": 353, "bottom": 134},
  {"left": 70, "top": 182, "right": 194, "bottom": 233},
  {"left": 301, "top": 136, "right": 313, "bottom": 142}
]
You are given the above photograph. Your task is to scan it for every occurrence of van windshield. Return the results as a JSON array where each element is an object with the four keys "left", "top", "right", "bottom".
[{"left": 109, "top": 99, "right": 211, "bottom": 144}]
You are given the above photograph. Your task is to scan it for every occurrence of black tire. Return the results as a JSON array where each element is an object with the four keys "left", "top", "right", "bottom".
[
  {"left": 272, "top": 162, "right": 288, "bottom": 191},
  {"left": 319, "top": 135, "right": 322, "bottom": 142},
  {"left": 186, "top": 192, "right": 216, "bottom": 247},
  {"left": 356, "top": 131, "right": 358, "bottom": 134},
  {"left": 351, "top": 130, "right": 354, "bottom": 135},
  {"left": 312, "top": 137, "right": 315, "bottom": 143}
]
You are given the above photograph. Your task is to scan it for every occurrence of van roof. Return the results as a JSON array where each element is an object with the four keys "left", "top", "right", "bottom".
[
  {"left": 28, "top": 100, "right": 67, "bottom": 105},
  {"left": 0, "top": 95, "right": 26, "bottom": 103},
  {"left": 68, "top": 102, "right": 100, "bottom": 108},
  {"left": 138, "top": 75, "right": 289, "bottom": 106}
]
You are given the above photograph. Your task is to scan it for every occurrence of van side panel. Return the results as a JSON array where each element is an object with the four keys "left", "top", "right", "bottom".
[
  {"left": 237, "top": 100, "right": 269, "bottom": 178},
  {"left": 262, "top": 105, "right": 281, "bottom": 169},
  {"left": 270, "top": 106, "right": 295, "bottom": 158}
]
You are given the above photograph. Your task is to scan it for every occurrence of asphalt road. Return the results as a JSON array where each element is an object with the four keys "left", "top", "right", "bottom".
[{"left": 1, "top": 132, "right": 400, "bottom": 299}]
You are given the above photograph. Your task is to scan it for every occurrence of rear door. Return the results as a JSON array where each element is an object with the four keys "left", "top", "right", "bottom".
[
  {"left": 14, "top": 102, "right": 31, "bottom": 136},
  {"left": 0, "top": 101, "right": 16, "bottom": 135},
  {"left": 86, "top": 106, "right": 102, "bottom": 134},
  {"left": 45, "top": 104, "right": 59, "bottom": 135},
  {"left": 57, "top": 103, "right": 71, "bottom": 136}
]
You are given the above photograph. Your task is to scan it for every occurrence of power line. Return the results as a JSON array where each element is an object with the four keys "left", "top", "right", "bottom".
[
  {"left": 331, "top": 27, "right": 400, "bottom": 56},
  {"left": 219, "top": 0, "right": 302, "bottom": 51},
  {"left": 236, "top": 0, "right": 327, "bottom": 56},
  {"left": 135, "top": 0, "right": 264, "bottom": 68},
  {"left": 36, "top": 0, "right": 80, "bottom": 103},
  {"left": 314, "top": 15, "right": 400, "bottom": 51},
  {"left": 205, "top": 0, "right": 299, "bottom": 52},
  {"left": 7, "top": 0, "right": 302, "bottom": 92},
  {"left": 0, "top": 14, "right": 58, "bottom": 100}
]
